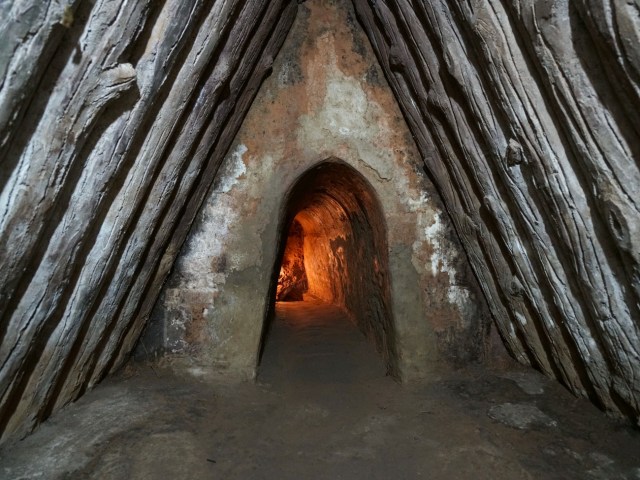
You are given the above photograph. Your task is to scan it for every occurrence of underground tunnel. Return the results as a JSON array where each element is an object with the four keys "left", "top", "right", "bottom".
[
  {"left": 264, "top": 161, "right": 397, "bottom": 377},
  {"left": 1, "top": 0, "right": 640, "bottom": 477}
]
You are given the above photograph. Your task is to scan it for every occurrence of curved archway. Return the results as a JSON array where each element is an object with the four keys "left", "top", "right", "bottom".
[{"left": 262, "top": 160, "right": 398, "bottom": 377}]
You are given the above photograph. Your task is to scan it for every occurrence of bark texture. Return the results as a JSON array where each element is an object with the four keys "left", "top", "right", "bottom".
[
  {"left": 351, "top": 0, "right": 640, "bottom": 422},
  {"left": 0, "top": 0, "right": 296, "bottom": 441}
]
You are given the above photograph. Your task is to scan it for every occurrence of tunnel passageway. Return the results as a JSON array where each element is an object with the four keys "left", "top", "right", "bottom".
[
  {"left": 258, "top": 300, "right": 386, "bottom": 390},
  {"left": 262, "top": 161, "right": 397, "bottom": 377}
]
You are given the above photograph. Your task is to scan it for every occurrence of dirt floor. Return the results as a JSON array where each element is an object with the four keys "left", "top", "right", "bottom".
[{"left": 1, "top": 301, "right": 640, "bottom": 479}]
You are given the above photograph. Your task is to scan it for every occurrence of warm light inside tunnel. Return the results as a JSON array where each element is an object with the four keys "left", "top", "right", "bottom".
[
  {"left": 276, "top": 205, "right": 346, "bottom": 304},
  {"left": 268, "top": 161, "right": 399, "bottom": 376},
  {"left": 276, "top": 219, "right": 308, "bottom": 301},
  {"left": 276, "top": 184, "right": 359, "bottom": 308}
]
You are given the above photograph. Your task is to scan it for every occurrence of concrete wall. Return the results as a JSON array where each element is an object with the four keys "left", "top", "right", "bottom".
[{"left": 144, "top": 0, "right": 493, "bottom": 380}]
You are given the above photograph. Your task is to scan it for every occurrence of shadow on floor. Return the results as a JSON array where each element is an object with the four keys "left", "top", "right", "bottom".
[{"left": 1, "top": 301, "right": 640, "bottom": 479}]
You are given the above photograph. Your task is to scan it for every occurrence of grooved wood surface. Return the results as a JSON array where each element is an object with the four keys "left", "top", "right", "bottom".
[
  {"left": 351, "top": 0, "right": 640, "bottom": 421},
  {"left": 0, "top": 0, "right": 297, "bottom": 442}
]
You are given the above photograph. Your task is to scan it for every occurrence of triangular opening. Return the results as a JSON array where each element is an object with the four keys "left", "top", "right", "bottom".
[{"left": 142, "top": 0, "right": 484, "bottom": 385}]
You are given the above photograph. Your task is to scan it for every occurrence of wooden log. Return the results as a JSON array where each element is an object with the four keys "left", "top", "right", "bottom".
[
  {"left": 0, "top": 0, "right": 298, "bottom": 442},
  {"left": 352, "top": 0, "right": 640, "bottom": 420}
]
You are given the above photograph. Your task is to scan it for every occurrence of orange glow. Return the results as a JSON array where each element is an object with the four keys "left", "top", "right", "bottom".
[
  {"left": 276, "top": 197, "right": 348, "bottom": 304},
  {"left": 272, "top": 161, "right": 396, "bottom": 375},
  {"left": 276, "top": 219, "right": 308, "bottom": 301}
]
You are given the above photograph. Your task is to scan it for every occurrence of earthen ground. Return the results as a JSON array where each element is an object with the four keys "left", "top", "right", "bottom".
[{"left": 2, "top": 301, "right": 639, "bottom": 479}]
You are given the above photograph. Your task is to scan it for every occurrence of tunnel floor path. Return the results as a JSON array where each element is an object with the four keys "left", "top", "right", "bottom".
[
  {"left": 2, "top": 300, "right": 640, "bottom": 479},
  {"left": 258, "top": 300, "right": 387, "bottom": 391}
]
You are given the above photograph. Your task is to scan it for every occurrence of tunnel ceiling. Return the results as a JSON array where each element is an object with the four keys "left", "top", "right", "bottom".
[{"left": 0, "top": 0, "right": 638, "bottom": 441}]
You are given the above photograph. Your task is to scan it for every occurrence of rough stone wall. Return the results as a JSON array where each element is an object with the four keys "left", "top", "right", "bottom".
[
  {"left": 276, "top": 220, "right": 307, "bottom": 301},
  {"left": 352, "top": 0, "right": 640, "bottom": 423},
  {"left": 145, "top": 0, "right": 492, "bottom": 381},
  {"left": 0, "top": 0, "right": 297, "bottom": 442}
]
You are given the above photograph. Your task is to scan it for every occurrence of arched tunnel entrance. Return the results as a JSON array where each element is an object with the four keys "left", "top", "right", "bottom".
[{"left": 259, "top": 161, "right": 398, "bottom": 379}]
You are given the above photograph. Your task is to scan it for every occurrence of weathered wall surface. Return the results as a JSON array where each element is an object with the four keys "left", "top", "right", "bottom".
[
  {"left": 352, "top": 0, "right": 640, "bottom": 423},
  {"left": 146, "top": 0, "right": 492, "bottom": 381},
  {"left": 0, "top": 0, "right": 297, "bottom": 442}
]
